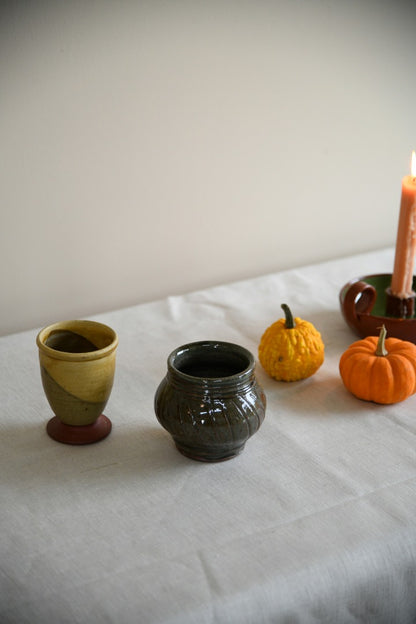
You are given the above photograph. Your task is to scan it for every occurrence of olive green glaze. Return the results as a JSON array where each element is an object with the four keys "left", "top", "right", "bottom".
[
  {"left": 154, "top": 341, "right": 266, "bottom": 462},
  {"left": 340, "top": 273, "right": 416, "bottom": 343},
  {"left": 45, "top": 330, "right": 99, "bottom": 353},
  {"left": 40, "top": 366, "right": 107, "bottom": 426}
]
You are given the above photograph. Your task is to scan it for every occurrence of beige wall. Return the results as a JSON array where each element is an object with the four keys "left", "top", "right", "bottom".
[{"left": 1, "top": 0, "right": 415, "bottom": 336}]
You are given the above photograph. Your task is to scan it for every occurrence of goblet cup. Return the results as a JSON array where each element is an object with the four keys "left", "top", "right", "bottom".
[{"left": 37, "top": 320, "right": 118, "bottom": 444}]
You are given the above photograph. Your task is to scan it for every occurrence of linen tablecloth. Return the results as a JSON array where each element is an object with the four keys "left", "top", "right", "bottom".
[{"left": 1, "top": 247, "right": 416, "bottom": 623}]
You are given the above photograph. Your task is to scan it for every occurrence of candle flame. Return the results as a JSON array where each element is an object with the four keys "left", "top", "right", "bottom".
[{"left": 412, "top": 151, "right": 416, "bottom": 177}]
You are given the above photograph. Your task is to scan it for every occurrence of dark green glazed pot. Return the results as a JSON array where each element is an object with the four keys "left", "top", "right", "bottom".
[{"left": 154, "top": 341, "right": 266, "bottom": 462}]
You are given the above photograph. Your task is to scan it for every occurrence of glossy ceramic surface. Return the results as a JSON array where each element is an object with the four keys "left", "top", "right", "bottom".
[
  {"left": 37, "top": 320, "right": 118, "bottom": 444},
  {"left": 154, "top": 341, "right": 266, "bottom": 462},
  {"left": 340, "top": 273, "right": 416, "bottom": 343}
]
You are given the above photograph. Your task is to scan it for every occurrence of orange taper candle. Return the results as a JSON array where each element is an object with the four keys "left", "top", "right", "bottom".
[{"left": 390, "top": 151, "right": 416, "bottom": 298}]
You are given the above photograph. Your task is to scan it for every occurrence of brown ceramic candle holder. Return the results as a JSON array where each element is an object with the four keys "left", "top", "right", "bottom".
[
  {"left": 37, "top": 320, "right": 118, "bottom": 444},
  {"left": 340, "top": 273, "right": 416, "bottom": 343}
]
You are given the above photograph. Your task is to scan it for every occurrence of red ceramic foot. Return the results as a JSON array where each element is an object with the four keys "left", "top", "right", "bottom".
[{"left": 46, "top": 414, "right": 112, "bottom": 445}]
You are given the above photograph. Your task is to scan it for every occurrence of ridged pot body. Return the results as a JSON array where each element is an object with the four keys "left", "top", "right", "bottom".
[
  {"left": 154, "top": 341, "right": 266, "bottom": 461},
  {"left": 37, "top": 320, "right": 118, "bottom": 426}
]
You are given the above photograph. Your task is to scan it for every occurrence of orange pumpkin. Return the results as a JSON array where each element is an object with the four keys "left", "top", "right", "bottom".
[{"left": 339, "top": 325, "right": 416, "bottom": 404}]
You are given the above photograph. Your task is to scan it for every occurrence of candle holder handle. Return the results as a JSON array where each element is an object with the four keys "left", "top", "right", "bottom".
[{"left": 341, "top": 279, "right": 377, "bottom": 333}]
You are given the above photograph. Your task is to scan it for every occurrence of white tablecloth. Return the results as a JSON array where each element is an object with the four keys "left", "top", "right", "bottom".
[{"left": 2, "top": 247, "right": 416, "bottom": 623}]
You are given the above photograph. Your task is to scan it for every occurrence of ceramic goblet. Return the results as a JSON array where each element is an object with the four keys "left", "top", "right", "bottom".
[{"left": 37, "top": 320, "right": 118, "bottom": 444}]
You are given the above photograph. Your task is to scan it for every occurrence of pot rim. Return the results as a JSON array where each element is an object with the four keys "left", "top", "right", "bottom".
[
  {"left": 167, "top": 340, "right": 255, "bottom": 383},
  {"left": 36, "top": 320, "right": 118, "bottom": 362}
]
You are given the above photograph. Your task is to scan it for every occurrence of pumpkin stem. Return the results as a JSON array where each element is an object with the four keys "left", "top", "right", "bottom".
[
  {"left": 281, "top": 303, "right": 295, "bottom": 329},
  {"left": 375, "top": 324, "right": 388, "bottom": 357}
]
